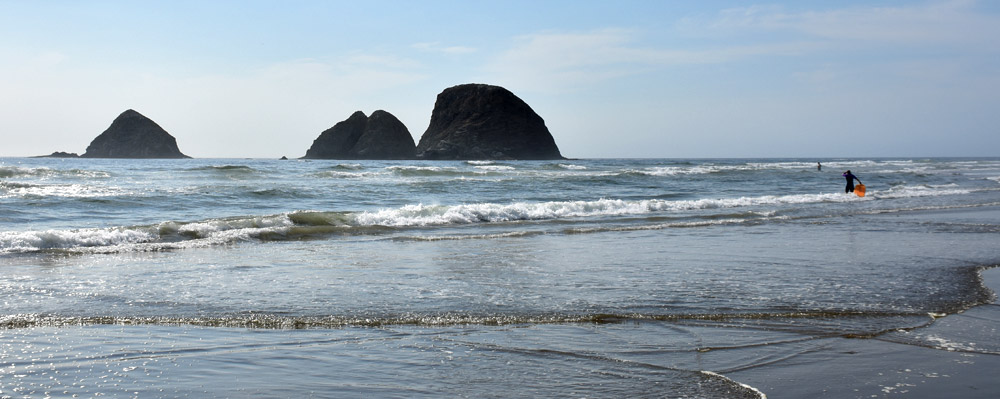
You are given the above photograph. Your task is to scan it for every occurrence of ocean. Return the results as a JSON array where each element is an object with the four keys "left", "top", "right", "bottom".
[{"left": 2, "top": 157, "right": 999, "bottom": 398}]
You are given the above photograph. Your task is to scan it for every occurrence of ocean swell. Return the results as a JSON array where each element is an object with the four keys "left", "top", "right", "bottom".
[
  {"left": 0, "top": 166, "right": 110, "bottom": 179},
  {"left": 0, "top": 184, "right": 977, "bottom": 254},
  {"left": 0, "top": 228, "right": 156, "bottom": 253},
  {"left": 0, "top": 181, "right": 128, "bottom": 198}
]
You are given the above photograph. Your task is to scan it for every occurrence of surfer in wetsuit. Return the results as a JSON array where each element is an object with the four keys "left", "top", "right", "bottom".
[{"left": 843, "top": 170, "right": 861, "bottom": 193}]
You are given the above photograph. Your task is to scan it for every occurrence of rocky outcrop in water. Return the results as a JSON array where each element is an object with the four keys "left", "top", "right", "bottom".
[
  {"left": 34, "top": 151, "right": 80, "bottom": 158},
  {"left": 415, "top": 84, "right": 563, "bottom": 160},
  {"left": 303, "top": 110, "right": 416, "bottom": 160},
  {"left": 81, "top": 109, "right": 189, "bottom": 158}
]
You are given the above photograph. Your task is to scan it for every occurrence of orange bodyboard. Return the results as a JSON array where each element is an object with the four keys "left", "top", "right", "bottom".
[{"left": 855, "top": 184, "right": 866, "bottom": 197}]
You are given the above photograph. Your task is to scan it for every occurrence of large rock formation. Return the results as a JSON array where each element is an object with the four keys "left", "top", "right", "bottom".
[
  {"left": 303, "top": 110, "right": 416, "bottom": 159},
  {"left": 415, "top": 84, "right": 563, "bottom": 160},
  {"left": 82, "top": 109, "right": 189, "bottom": 158}
]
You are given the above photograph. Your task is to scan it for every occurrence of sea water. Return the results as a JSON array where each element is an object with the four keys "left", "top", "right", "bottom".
[{"left": 1, "top": 158, "right": 998, "bottom": 397}]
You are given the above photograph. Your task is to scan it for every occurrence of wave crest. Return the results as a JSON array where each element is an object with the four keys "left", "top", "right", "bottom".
[
  {"left": 0, "top": 183, "right": 978, "bottom": 254},
  {"left": 0, "top": 166, "right": 110, "bottom": 179}
]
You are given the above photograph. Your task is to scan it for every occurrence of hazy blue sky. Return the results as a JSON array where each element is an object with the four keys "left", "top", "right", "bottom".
[{"left": 2, "top": 0, "right": 998, "bottom": 158}]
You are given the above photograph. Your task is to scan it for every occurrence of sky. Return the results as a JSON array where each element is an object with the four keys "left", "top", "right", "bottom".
[{"left": 1, "top": 0, "right": 998, "bottom": 158}]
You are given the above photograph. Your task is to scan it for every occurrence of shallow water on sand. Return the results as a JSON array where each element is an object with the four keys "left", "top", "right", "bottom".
[{"left": 2, "top": 157, "right": 999, "bottom": 397}]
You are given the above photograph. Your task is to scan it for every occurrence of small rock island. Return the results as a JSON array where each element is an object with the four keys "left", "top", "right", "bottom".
[
  {"left": 303, "top": 110, "right": 416, "bottom": 160},
  {"left": 34, "top": 151, "right": 80, "bottom": 158},
  {"left": 36, "top": 84, "right": 565, "bottom": 160},
  {"left": 81, "top": 109, "right": 189, "bottom": 159},
  {"left": 415, "top": 83, "right": 563, "bottom": 160}
]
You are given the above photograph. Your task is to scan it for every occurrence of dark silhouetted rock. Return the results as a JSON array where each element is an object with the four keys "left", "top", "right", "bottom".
[
  {"left": 34, "top": 151, "right": 80, "bottom": 158},
  {"left": 82, "top": 109, "right": 189, "bottom": 158},
  {"left": 303, "top": 111, "right": 367, "bottom": 159},
  {"left": 352, "top": 111, "right": 418, "bottom": 159},
  {"left": 415, "top": 84, "right": 563, "bottom": 160},
  {"left": 302, "top": 110, "right": 415, "bottom": 160}
]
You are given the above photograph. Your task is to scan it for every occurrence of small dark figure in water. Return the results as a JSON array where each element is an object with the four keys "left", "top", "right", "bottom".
[
  {"left": 817, "top": 162, "right": 821, "bottom": 171},
  {"left": 843, "top": 170, "right": 862, "bottom": 193}
]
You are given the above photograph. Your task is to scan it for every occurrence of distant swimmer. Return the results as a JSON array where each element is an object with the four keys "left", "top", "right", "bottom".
[
  {"left": 817, "top": 162, "right": 821, "bottom": 171},
  {"left": 843, "top": 170, "right": 862, "bottom": 193}
]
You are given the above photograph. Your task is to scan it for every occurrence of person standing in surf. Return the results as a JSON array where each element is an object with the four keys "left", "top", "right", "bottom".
[{"left": 843, "top": 170, "right": 862, "bottom": 193}]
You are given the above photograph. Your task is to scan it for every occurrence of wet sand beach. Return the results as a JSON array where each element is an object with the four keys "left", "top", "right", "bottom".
[{"left": 731, "top": 268, "right": 999, "bottom": 398}]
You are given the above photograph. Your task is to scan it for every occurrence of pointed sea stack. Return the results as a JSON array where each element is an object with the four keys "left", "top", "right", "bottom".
[
  {"left": 415, "top": 83, "right": 563, "bottom": 160},
  {"left": 302, "top": 110, "right": 416, "bottom": 160},
  {"left": 81, "top": 110, "right": 189, "bottom": 158}
]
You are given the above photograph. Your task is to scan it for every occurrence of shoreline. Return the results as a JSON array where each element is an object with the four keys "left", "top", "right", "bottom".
[{"left": 730, "top": 266, "right": 1000, "bottom": 398}]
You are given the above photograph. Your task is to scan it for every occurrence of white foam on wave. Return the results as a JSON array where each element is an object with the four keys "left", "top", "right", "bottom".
[
  {"left": 474, "top": 165, "right": 515, "bottom": 172},
  {"left": 359, "top": 199, "right": 672, "bottom": 226},
  {"left": 630, "top": 166, "right": 721, "bottom": 176},
  {"left": 874, "top": 184, "right": 971, "bottom": 199},
  {"left": 623, "top": 162, "right": 817, "bottom": 176},
  {"left": 311, "top": 164, "right": 370, "bottom": 178},
  {"left": 351, "top": 193, "right": 843, "bottom": 227},
  {"left": 0, "top": 182, "right": 129, "bottom": 198},
  {"left": 0, "top": 215, "right": 298, "bottom": 254},
  {"left": 159, "top": 215, "right": 293, "bottom": 238},
  {"left": 0, "top": 228, "right": 156, "bottom": 253},
  {"left": 0, "top": 166, "right": 110, "bottom": 179},
  {"left": 0, "top": 166, "right": 44, "bottom": 178},
  {"left": 557, "top": 164, "right": 587, "bottom": 170},
  {"left": 612, "top": 159, "right": 970, "bottom": 177},
  {"left": 386, "top": 165, "right": 460, "bottom": 173},
  {"left": 312, "top": 170, "right": 385, "bottom": 179},
  {"left": 1, "top": 182, "right": 977, "bottom": 253},
  {"left": 700, "top": 371, "right": 768, "bottom": 399},
  {"left": 351, "top": 182, "right": 979, "bottom": 228}
]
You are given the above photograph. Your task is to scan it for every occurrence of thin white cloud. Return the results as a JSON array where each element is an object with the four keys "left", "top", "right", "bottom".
[
  {"left": 485, "top": 29, "right": 659, "bottom": 93},
  {"left": 343, "top": 54, "right": 424, "bottom": 69},
  {"left": 484, "top": 28, "right": 811, "bottom": 93},
  {"left": 32, "top": 51, "right": 70, "bottom": 69},
  {"left": 708, "top": 0, "right": 1000, "bottom": 46},
  {"left": 441, "top": 46, "right": 477, "bottom": 54},
  {"left": 487, "top": 1, "right": 1000, "bottom": 94},
  {"left": 411, "top": 42, "right": 477, "bottom": 54}
]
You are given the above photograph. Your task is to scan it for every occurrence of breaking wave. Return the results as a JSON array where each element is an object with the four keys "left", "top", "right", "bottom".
[
  {"left": 0, "top": 183, "right": 979, "bottom": 254},
  {"left": 0, "top": 181, "right": 129, "bottom": 198},
  {"left": 184, "top": 165, "right": 262, "bottom": 179},
  {"left": 0, "top": 166, "right": 110, "bottom": 179},
  {"left": 330, "top": 163, "right": 364, "bottom": 170},
  {"left": 386, "top": 165, "right": 462, "bottom": 176},
  {"left": 186, "top": 165, "right": 258, "bottom": 172},
  {"left": 385, "top": 165, "right": 515, "bottom": 177},
  {"left": 474, "top": 165, "right": 516, "bottom": 172}
]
